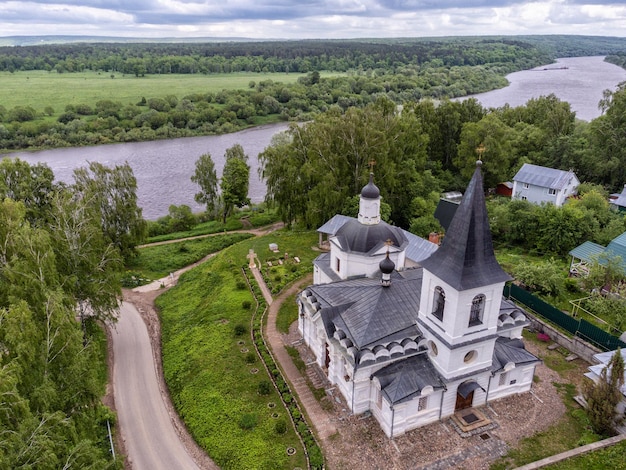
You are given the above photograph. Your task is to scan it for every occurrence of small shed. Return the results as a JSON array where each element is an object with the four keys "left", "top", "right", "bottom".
[
  {"left": 609, "top": 185, "right": 626, "bottom": 212},
  {"left": 496, "top": 182, "right": 513, "bottom": 197}
]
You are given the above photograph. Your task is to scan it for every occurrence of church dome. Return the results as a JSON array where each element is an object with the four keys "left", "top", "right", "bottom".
[
  {"left": 335, "top": 219, "right": 407, "bottom": 255},
  {"left": 379, "top": 252, "right": 395, "bottom": 274},
  {"left": 361, "top": 173, "right": 380, "bottom": 199}
]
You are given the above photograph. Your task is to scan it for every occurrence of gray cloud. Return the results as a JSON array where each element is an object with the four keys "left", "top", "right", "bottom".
[{"left": 1, "top": 0, "right": 625, "bottom": 38}]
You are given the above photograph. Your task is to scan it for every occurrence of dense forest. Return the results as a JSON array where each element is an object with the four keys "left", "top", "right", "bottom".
[
  {"left": 0, "top": 38, "right": 554, "bottom": 74},
  {"left": 1, "top": 35, "right": 626, "bottom": 74}
]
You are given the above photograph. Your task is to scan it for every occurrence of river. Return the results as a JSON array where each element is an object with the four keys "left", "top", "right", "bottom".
[
  {"left": 9, "top": 122, "right": 291, "bottom": 220},
  {"left": 460, "top": 56, "right": 626, "bottom": 122},
  {"left": 8, "top": 56, "right": 626, "bottom": 219}
]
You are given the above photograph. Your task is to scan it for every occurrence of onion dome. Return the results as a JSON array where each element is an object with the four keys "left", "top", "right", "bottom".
[
  {"left": 380, "top": 251, "right": 395, "bottom": 287},
  {"left": 379, "top": 252, "right": 395, "bottom": 275},
  {"left": 361, "top": 173, "right": 380, "bottom": 199}
]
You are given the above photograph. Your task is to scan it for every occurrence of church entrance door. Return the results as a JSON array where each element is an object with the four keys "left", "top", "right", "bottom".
[{"left": 455, "top": 390, "right": 474, "bottom": 411}]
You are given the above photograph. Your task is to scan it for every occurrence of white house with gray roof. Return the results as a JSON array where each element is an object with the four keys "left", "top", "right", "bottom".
[
  {"left": 298, "top": 165, "right": 540, "bottom": 438},
  {"left": 512, "top": 163, "right": 579, "bottom": 207}
]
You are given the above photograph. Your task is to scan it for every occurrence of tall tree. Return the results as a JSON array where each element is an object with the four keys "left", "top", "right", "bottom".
[
  {"left": 72, "top": 161, "right": 147, "bottom": 261},
  {"left": 220, "top": 144, "right": 250, "bottom": 223},
  {"left": 191, "top": 152, "right": 219, "bottom": 216},
  {"left": 456, "top": 113, "right": 515, "bottom": 190},
  {"left": 49, "top": 189, "right": 122, "bottom": 334},
  {"left": 0, "top": 157, "right": 55, "bottom": 224},
  {"left": 589, "top": 83, "right": 626, "bottom": 190}
]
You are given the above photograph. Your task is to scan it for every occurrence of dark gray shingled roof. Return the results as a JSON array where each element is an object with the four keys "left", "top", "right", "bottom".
[
  {"left": 334, "top": 219, "right": 408, "bottom": 256},
  {"left": 372, "top": 353, "right": 445, "bottom": 405},
  {"left": 491, "top": 337, "right": 540, "bottom": 373},
  {"left": 403, "top": 231, "right": 438, "bottom": 264},
  {"left": 420, "top": 162, "right": 512, "bottom": 291},
  {"left": 317, "top": 214, "right": 353, "bottom": 236},
  {"left": 309, "top": 272, "right": 422, "bottom": 349},
  {"left": 513, "top": 163, "right": 576, "bottom": 190},
  {"left": 434, "top": 198, "right": 459, "bottom": 232},
  {"left": 317, "top": 215, "right": 436, "bottom": 263}
]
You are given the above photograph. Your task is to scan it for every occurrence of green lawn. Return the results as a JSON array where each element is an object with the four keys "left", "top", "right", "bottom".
[
  {"left": 0, "top": 70, "right": 320, "bottom": 115},
  {"left": 155, "top": 229, "right": 318, "bottom": 470}
]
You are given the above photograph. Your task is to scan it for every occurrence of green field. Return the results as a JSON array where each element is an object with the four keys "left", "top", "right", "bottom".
[{"left": 0, "top": 70, "right": 325, "bottom": 115}]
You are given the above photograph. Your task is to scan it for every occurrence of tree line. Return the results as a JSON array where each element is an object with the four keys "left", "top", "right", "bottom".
[
  {"left": 0, "top": 38, "right": 551, "bottom": 75},
  {"left": 0, "top": 157, "right": 146, "bottom": 468}
]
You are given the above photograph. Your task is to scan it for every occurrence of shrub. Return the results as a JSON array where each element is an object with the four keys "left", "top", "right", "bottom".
[
  {"left": 282, "top": 393, "right": 292, "bottom": 403},
  {"left": 274, "top": 419, "right": 287, "bottom": 435},
  {"left": 234, "top": 324, "right": 247, "bottom": 336},
  {"left": 238, "top": 413, "right": 258, "bottom": 430},
  {"left": 308, "top": 445, "right": 324, "bottom": 469},
  {"left": 242, "top": 300, "right": 252, "bottom": 310},
  {"left": 296, "top": 421, "right": 308, "bottom": 435},
  {"left": 257, "top": 380, "right": 271, "bottom": 395},
  {"left": 513, "top": 260, "right": 564, "bottom": 297},
  {"left": 236, "top": 280, "right": 247, "bottom": 290},
  {"left": 245, "top": 352, "right": 256, "bottom": 364}
]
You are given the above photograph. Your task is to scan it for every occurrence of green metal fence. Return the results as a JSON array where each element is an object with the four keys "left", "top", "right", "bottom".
[{"left": 504, "top": 283, "right": 626, "bottom": 352}]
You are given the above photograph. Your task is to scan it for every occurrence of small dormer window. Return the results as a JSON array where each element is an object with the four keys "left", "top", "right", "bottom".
[
  {"left": 336, "top": 257, "right": 340, "bottom": 273},
  {"left": 523, "top": 183, "right": 529, "bottom": 189},
  {"left": 469, "top": 294, "right": 485, "bottom": 327},
  {"left": 432, "top": 286, "right": 445, "bottom": 321},
  {"left": 548, "top": 188, "right": 556, "bottom": 196}
]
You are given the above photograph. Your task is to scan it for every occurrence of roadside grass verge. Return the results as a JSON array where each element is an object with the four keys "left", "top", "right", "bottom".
[
  {"left": 155, "top": 229, "right": 317, "bottom": 470},
  {"left": 125, "top": 233, "right": 253, "bottom": 282}
]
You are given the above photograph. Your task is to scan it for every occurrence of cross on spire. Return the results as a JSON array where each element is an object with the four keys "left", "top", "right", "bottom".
[
  {"left": 368, "top": 158, "right": 376, "bottom": 172},
  {"left": 475, "top": 143, "right": 486, "bottom": 162}
]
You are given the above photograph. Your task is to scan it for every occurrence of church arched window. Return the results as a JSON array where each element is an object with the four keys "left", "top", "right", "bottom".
[
  {"left": 469, "top": 294, "right": 486, "bottom": 326},
  {"left": 432, "top": 286, "right": 445, "bottom": 321}
]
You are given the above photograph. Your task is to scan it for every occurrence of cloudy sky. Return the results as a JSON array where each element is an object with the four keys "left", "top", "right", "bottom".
[{"left": 2, "top": 0, "right": 626, "bottom": 39}]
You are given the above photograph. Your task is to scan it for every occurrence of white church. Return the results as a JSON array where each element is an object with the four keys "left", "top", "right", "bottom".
[{"left": 297, "top": 162, "right": 540, "bottom": 438}]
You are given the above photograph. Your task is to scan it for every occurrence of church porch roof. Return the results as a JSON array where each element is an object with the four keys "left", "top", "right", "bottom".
[{"left": 373, "top": 353, "right": 445, "bottom": 405}]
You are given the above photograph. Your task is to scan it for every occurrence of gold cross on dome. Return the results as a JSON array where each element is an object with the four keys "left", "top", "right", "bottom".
[{"left": 476, "top": 143, "right": 486, "bottom": 160}]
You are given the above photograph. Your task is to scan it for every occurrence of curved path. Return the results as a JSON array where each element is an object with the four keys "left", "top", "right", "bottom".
[
  {"left": 256, "top": 269, "right": 338, "bottom": 441},
  {"left": 111, "top": 302, "right": 202, "bottom": 470},
  {"left": 111, "top": 222, "right": 284, "bottom": 470}
]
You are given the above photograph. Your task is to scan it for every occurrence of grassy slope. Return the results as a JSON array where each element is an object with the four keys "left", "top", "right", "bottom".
[
  {"left": 155, "top": 230, "right": 317, "bottom": 470},
  {"left": 126, "top": 233, "right": 254, "bottom": 281}
]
